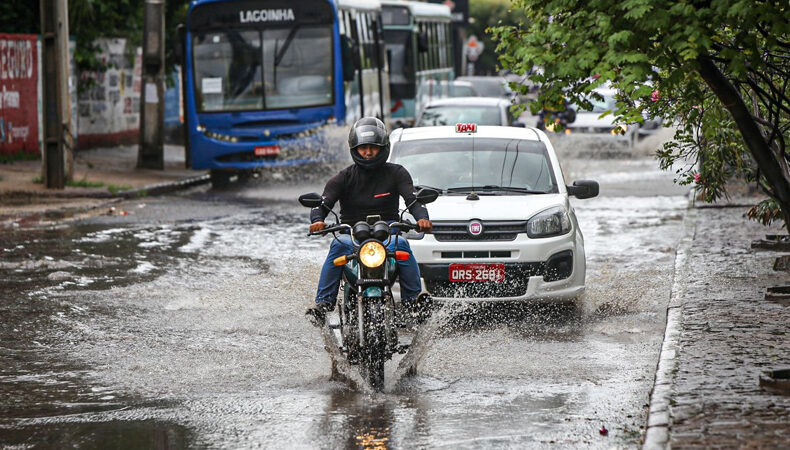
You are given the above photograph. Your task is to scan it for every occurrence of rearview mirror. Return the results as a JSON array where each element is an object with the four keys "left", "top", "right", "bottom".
[
  {"left": 415, "top": 188, "right": 439, "bottom": 204},
  {"left": 298, "top": 192, "right": 324, "bottom": 208},
  {"left": 566, "top": 180, "right": 599, "bottom": 199},
  {"left": 340, "top": 35, "right": 356, "bottom": 81},
  {"left": 417, "top": 32, "right": 428, "bottom": 53},
  {"left": 175, "top": 24, "right": 185, "bottom": 63}
]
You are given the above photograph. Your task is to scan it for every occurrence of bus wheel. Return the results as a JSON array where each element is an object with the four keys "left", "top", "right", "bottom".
[
  {"left": 210, "top": 169, "right": 232, "bottom": 189},
  {"left": 237, "top": 170, "right": 256, "bottom": 184}
]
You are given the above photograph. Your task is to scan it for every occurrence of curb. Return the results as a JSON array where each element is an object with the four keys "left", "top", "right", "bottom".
[
  {"left": 0, "top": 174, "right": 211, "bottom": 221},
  {"left": 642, "top": 192, "right": 697, "bottom": 449},
  {"left": 115, "top": 173, "right": 211, "bottom": 199}
]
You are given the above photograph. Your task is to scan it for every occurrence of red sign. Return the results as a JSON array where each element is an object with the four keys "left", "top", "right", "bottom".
[
  {"left": 254, "top": 145, "right": 280, "bottom": 156},
  {"left": 455, "top": 123, "right": 477, "bottom": 133},
  {"left": 0, "top": 34, "right": 38, "bottom": 156},
  {"left": 449, "top": 264, "right": 506, "bottom": 282}
]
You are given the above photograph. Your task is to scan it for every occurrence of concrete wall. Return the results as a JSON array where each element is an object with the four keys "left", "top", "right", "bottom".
[
  {"left": 0, "top": 33, "right": 39, "bottom": 157},
  {"left": 76, "top": 38, "right": 142, "bottom": 149}
]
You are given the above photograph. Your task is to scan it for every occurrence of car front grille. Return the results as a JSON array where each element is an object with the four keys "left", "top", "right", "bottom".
[
  {"left": 432, "top": 220, "right": 527, "bottom": 242},
  {"left": 425, "top": 280, "right": 529, "bottom": 298}
]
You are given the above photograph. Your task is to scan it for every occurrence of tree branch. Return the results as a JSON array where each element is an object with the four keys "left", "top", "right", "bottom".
[{"left": 697, "top": 54, "right": 790, "bottom": 230}]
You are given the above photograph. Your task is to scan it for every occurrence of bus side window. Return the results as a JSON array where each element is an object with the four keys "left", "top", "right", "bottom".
[{"left": 340, "top": 34, "right": 356, "bottom": 82}]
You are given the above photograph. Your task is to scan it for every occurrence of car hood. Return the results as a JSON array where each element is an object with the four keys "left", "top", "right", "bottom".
[
  {"left": 568, "top": 112, "right": 619, "bottom": 128},
  {"left": 422, "top": 193, "right": 568, "bottom": 221}
]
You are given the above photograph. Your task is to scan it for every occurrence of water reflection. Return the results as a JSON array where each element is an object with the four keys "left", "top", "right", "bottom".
[
  {"left": 319, "top": 391, "right": 397, "bottom": 449},
  {"left": 1, "top": 420, "right": 190, "bottom": 449}
]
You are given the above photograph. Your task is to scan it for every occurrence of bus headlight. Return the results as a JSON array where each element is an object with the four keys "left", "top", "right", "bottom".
[
  {"left": 359, "top": 241, "right": 386, "bottom": 268},
  {"left": 204, "top": 130, "right": 239, "bottom": 143}
]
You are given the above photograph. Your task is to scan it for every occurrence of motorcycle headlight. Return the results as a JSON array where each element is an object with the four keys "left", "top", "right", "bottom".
[
  {"left": 359, "top": 241, "right": 386, "bottom": 268},
  {"left": 527, "top": 206, "right": 571, "bottom": 238}
]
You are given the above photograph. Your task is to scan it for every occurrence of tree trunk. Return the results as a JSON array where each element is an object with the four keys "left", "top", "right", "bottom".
[{"left": 697, "top": 54, "right": 790, "bottom": 233}]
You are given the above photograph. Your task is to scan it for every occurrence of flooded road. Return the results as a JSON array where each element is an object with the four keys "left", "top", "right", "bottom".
[{"left": 1, "top": 132, "right": 691, "bottom": 448}]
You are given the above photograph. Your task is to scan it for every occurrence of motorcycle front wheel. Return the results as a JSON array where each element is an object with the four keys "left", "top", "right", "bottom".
[{"left": 360, "top": 298, "right": 386, "bottom": 391}]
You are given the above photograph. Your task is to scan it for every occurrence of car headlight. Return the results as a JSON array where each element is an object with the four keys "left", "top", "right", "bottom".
[
  {"left": 359, "top": 241, "right": 386, "bottom": 268},
  {"left": 527, "top": 206, "right": 571, "bottom": 238},
  {"left": 611, "top": 124, "right": 627, "bottom": 135}
]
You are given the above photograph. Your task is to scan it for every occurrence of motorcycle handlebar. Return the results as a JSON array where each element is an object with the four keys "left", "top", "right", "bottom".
[
  {"left": 390, "top": 221, "right": 420, "bottom": 232},
  {"left": 308, "top": 222, "right": 420, "bottom": 237},
  {"left": 308, "top": 223, "right": 352, "bottom": 236}
]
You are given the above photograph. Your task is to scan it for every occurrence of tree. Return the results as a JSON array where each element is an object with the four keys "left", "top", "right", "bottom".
[
  {"left": 0, "top": 2, "right": 188, "bottom": 88},
  {"left": 492, "top": 0, "right": 790, "bottom": 231},
  {"left": 70, "top": 0, "right": 189, "bottom": 87}
]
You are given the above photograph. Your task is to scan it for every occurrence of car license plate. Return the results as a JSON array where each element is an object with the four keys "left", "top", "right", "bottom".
[
  {"left": 254, "top": 145, "right": 280, "bottom": 156},
  {"left": 448, "top": 264, "right": 505, "bottom": 282}
]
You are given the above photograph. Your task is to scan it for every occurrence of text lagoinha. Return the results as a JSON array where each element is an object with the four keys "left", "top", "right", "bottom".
[{"left": 239, "top": 8, "right": 295, "bottom": 23}]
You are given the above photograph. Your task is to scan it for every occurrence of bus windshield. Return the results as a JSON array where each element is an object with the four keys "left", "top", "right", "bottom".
[{"left": 192, "top": 26, "right": 333, "bottom": 112}]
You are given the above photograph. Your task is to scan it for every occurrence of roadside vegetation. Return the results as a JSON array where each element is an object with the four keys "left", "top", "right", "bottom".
[
  {"left": 492, "top": 0, "right": 790, "bottom": 231},
  {"left": 0, "top": 1, "right": 188, "bottom": 90}
]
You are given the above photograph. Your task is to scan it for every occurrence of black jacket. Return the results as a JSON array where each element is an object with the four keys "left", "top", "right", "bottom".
[{"left": 311, "top": 162, "right": 429, "bottom": 225}]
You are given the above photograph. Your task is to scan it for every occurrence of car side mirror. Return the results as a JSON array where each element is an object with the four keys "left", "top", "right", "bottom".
[
  {"left": 415, "top": 188, "right": 439, "bottom": 204},
  {"left": 566, "top": 180, "right": 599, "bottom": 199},
  {"left": 298, "top": 192, "right": 324, "bottom": 208},
  {"left": 511, "top": 121, "right": 526, "bottom": 128}
]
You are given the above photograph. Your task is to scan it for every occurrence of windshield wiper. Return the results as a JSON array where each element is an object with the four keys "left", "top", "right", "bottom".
[
  {"left": 446, "top": 185, "right": 546, "bottom": 194},
  {"left": 414, "top": 184, "right": 445, "bottom": 194},
  {"left": 274, "top": 25, "right": 301, "bottom": 67}
]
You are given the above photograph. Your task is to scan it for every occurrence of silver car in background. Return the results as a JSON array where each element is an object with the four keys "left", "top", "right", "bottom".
[{"left": 416, "top": 97, "right": 525, "bottom": 127}]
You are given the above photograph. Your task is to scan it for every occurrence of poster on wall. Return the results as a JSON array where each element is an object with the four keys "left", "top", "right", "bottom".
[{"left": 0, "top": 33, "right": 38, "bottom": 156}]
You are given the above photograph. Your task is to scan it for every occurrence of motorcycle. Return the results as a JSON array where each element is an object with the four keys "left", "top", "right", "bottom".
[{"left": 298, "top": 189, "right": 439, "bottom": 391}]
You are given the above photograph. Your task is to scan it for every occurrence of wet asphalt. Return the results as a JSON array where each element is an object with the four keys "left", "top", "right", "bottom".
[{"left": 1, "top": 131, "right": 692, "bottom": 449}]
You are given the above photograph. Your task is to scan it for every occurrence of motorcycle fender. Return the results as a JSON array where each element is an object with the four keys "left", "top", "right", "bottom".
[{"left": 363, "top": 286, "right": 382, "bottom": 298}]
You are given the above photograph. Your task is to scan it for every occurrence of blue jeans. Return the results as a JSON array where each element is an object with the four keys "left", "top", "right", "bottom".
[{"left": 315, "top": 234, "right": 422, "bottom": 306}]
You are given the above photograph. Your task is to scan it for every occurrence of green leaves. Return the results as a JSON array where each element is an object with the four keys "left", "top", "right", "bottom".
[{"left": 492, "top": 0, "right": 790, "bottom": 229}]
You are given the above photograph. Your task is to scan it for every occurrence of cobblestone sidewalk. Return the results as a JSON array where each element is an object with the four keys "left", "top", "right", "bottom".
[{"left": 648, "top": 206, "right": 790, "bottom": 448}]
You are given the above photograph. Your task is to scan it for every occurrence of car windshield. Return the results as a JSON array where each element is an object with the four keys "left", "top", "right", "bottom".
[
  {"left": 449, "top": 84, "right": 477, "bottom": 97},
  {"left": 192, "top": 26, "right": 333, "bottom": 112},
  {"left": 391, "top": 138, "right": 557, "bottom": 193},
  {"left": 574, "top": 91, "right": 618, "bottom": 113},
  {"left": 460, "top": 78, "right": 510, "bottom": 97},
  {"left": 417, "top": 105, "right": 502, "bottom": 126}
]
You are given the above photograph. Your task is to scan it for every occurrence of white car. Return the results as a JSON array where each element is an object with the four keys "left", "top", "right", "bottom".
[
  {"left": 390, "top": 124, "right": 598, "bottom": 303},
  {"left": 416, "top": 97, "right": 524, "bottom": 127},
  {"left": 567, "top": 87, "right": 639, "bottom": 148}
]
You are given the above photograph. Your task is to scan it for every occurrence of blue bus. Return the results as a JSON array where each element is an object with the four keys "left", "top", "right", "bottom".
[
  {"left": 381, "top": 1, "right": 453, "bottom": 127},
  {"left": 180, "top": 0, "right": 391, "bottom": 186}
]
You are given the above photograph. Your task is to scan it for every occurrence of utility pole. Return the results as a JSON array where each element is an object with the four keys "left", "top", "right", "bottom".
[
  {"left": 40, "top": 0, "right": 73, "bottom": 188},
  {"left": 138, "top": 0, "right": 165, "bottom": 169}
]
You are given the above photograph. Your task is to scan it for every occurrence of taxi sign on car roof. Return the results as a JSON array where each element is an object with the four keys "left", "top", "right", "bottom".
[{"left": 456, "top": 123, "right": 477, "bottom": 133}]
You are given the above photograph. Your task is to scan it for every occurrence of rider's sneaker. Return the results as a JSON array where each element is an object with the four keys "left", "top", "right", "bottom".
[{"left": 305, "top": 302, "right": 333, "bottom": 327}]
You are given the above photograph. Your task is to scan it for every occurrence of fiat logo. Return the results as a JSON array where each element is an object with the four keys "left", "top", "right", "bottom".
[{"left": 468, "top": 220, "right": 483, "bottom": 236}]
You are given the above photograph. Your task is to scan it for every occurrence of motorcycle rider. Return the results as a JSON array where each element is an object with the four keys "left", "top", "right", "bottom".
[{"left": 306, "top": 117, "right": 433, "bottom": 326}]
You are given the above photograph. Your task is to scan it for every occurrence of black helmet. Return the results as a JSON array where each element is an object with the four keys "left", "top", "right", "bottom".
[{"left": 348, "top": 117, "right": 389, "bottom": 170}]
